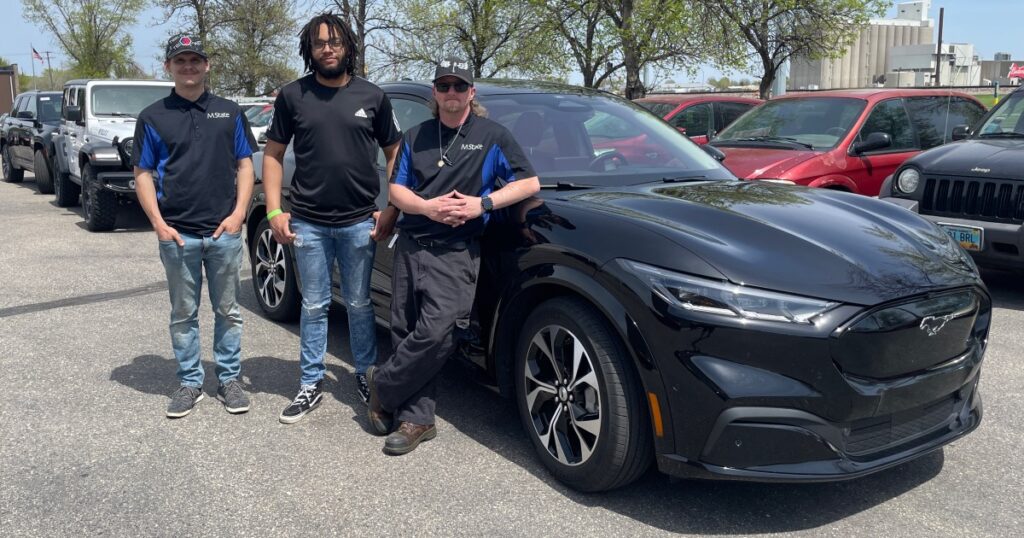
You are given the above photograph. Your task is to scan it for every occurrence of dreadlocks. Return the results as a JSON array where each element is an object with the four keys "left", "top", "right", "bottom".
[{"left": 298, "top": 13, "right": 359, "bottom": 76}]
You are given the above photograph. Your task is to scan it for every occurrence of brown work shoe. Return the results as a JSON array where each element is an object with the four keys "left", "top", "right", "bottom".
[
  {"left": 383, "top": 421, "right": 437, "bottom": 455},
  {"left": 366, "top": 366, "right": 393, "bottom": 435}
]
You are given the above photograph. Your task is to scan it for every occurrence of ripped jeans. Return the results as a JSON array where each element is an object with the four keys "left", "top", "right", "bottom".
[{"left": 290, "top": 216, "right": 378, "bottom": 384}]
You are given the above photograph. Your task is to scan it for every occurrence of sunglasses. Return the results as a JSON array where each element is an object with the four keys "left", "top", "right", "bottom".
[{"left": 434, "top": 81, "right": 471, "bottom": 93}]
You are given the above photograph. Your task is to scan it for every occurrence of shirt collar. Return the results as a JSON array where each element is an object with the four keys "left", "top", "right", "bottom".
[
  {"left": 438, "top": 112, "right": 475, "bottom": 138},
  {"left": 169, "top": 89, "right": 211, "bottom": 111}
]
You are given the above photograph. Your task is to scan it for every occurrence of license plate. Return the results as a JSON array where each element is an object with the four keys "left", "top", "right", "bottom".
[{"left": 940, "top": 223, "right": 983, "bottom": 251}]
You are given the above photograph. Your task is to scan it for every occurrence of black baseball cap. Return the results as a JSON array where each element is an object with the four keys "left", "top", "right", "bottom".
[
  {"left": 166, "top": 34, "right": 207, "bottom": 61},
  {"left": 433, "top": 57, "right": 473, "bottom": 85}
]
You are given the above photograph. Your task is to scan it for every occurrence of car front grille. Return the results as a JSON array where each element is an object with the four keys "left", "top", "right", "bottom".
[
  {"left": 844, "top": 395, "right": 958, "bottom": 456},
  {"left": 920, "top": 176, "right": 1024, "bottom": 224}
]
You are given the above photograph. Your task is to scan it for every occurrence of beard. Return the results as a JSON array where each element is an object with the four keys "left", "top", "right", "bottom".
[
  {"left": 441, "top": 99, "right": 466, "bottom": 114},
  {"left": 312, "top": 56, "right": 346, "bottom": 79}
]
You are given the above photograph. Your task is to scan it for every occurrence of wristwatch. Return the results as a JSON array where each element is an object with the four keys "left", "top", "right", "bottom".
[{"left": 481, "top": 195, "right": 494, "bottom": 213}]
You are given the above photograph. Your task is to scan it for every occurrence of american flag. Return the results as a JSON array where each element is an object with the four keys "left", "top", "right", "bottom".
[{"left": 31, "top": 47, "right": 43, "bottom": 62}]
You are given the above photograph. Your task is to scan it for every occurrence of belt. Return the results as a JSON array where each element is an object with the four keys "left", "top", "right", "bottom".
[{"left": 408, "top": 234, "right": 473, "bottom": 251}]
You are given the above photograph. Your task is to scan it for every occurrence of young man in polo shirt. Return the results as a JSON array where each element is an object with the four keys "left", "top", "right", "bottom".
[
  {"left": 133, "top": 35, "right": 258, "bottom": 418},
  {"left": 263, "top": 13, "right": 402, "bottom": 423},
  {"left": 366, "top": 58, "right": 540, "bottom": 454}
]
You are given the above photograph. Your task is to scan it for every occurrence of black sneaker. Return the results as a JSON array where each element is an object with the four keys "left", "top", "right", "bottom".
[
  {"left": 355, "top": 373, "right": 369, "bottom": 405},
  {"left": 279, "top": 381, "right": 323, "bottom": 424},
  {"left": 167, "top": 386, "right": 204, "bottom": 418},
  {"left": 218, "top": 379, "right": 250, "bottom": 414}
]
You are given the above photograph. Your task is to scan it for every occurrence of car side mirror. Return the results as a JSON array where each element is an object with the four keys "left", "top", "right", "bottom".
[
  {"left": 951, "top": 124, "right": 970, "bottom": 141},
  {"left": 17, "top": 110, "right": 35, "bottom": 120},
  {"left": 702, "top": 144, "right": 726, "bottom": 162},
  {"left": 852, "top": 132, "right": 891, "bottom": 155},
  {"left": 65, "top": 106, "right": 82, "bottom": 124}
]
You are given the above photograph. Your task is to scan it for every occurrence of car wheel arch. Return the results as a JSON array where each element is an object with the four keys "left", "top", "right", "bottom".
[{"left": 808, "top": 175, "right": 858, "bottom": 193}]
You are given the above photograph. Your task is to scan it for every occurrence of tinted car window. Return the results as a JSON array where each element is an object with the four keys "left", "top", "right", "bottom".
[
  {"left": 905, "top": 96, "right": 961, "bottom": 150},
  {"left": 670, "top": 103, "right": 711, "bottom": 136},
  {"left": 250, "top": 108, "right": 274, "bottom": 127},
  {"left": 948, "top": 96, "right": 985, "bottom": 132},
  {"left": 716, "top": 97, "right": 866, "bottom": 149},
  {"left": 478, "top": 92, "right": 724, "bottom": 183},
  {"left": 391, "top": 97, "right": 432, "bottom": 130},
  {"left": 24, "top": 95, "right": 37, "bottom": 118},
  {"left": 637, "top": 101, "right": 677, "bottom": 117},
  {"left": 11, "top": 95, "right": 25, "bottom": 115},
  {"left": 857, "top": 98, "right": 915, "bottom": 151},
  {"left": 717, "top": 102, "right": 754, "bottom": 129},
  {"left": 37, "top": 95, "right": 61, "bottom": 122},
  {"left": 977, "top": 91, "right": 1024, "bottom": 135}
]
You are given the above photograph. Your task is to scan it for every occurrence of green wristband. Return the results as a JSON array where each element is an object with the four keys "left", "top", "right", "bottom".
[{"left": 266, "top": 208, "right": 283, "bottom": 221}]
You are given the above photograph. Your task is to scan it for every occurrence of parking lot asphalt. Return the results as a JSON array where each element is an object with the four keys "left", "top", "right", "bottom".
[{"left": 1, "top": 171, "right": 1022, "bottom": 537}]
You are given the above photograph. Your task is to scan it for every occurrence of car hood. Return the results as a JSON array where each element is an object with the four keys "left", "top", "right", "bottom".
[
  {"left": 568, "top": 181, "right": 979, "bottom": 305},
  {"left": 89, "top": 119, "right": 137, "bottom": 142},
  {"left": 906, "top": 138, "right": 1024, "bottom": 178},
  {"left": 713, "top": 146, "right": 821, "bottom": 179}
]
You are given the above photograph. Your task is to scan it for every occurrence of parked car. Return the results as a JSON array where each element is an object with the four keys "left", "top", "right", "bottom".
[
  {"left": 50, "top": 79, "right": 174, "bottom": 231},
  {"left": 1, "top": 90, "right": 62, "bottom": 192},
  {"left": 248, "top": 105, "right": 273, "bottom": 149},
  {"left": 880, "top": 85, "right": 1024, "bottom": 269},
  {"left": 634, "top": 94, "right": 762, "bottom": 144},
  {"left": 710, "top": 89, "right": 986, "bottom": 195},
  {"left": 247, "top": 80, "right": 987, "bottom": 492}
]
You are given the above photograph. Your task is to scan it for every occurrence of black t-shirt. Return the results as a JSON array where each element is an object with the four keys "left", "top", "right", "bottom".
[
  {"left": 134, "top": 90, "right": 257, "bottom": 236},
  {"left": 267, "top": 75, "right": 402, "bottom": 226},
  {"left": 393, "top": 114, "right": 536, "bottom": 244}
]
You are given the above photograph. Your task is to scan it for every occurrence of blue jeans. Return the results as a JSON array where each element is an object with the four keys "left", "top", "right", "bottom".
[
  {"left": 291, "top": 217, "right": 377, "bottom": 384},
  {"left": 158, "top": 231, "right": 244, "bottom": 388}
]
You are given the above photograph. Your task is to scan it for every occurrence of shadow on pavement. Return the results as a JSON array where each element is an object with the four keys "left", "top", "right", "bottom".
[{"left": 980, "top": 268, "right": 1024, "bottom": 310}]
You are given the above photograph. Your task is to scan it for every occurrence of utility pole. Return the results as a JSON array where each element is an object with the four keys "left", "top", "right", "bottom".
[
  {"left": 43, "top": 51, "right": 54, "bottom": 89},
  {"left": 935, "top": 7, "right": 944, "bottom": 87}
]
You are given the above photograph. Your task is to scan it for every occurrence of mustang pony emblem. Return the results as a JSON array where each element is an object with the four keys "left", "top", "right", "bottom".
[{"left": 920, "top": 313, "right": 957, "bottom": 336}]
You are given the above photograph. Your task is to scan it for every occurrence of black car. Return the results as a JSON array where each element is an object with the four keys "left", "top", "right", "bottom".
[
  {"left": 1, "top": 90, "right": 62, "bottom": 192},
  {"left": 881, "top": 86, "right": 1024, "bottom": 270},
  {"left": 246, "top": 80, "right": 987, "bottom": 492}
]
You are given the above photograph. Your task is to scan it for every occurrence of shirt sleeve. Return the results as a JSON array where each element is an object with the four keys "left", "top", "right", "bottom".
[
  {"left": 234, "top": 111, "right": 257, "bottom": 159},
  {"left": 265, "top": 91, "right": 292, "bottom": 144},
  {"left": 374, "top": 92, "right": 402, "bottom": 147},
  {"left": 391, "top": 139, "right": 417, "bottom": 189},
  {"left": 493, "top": 129, "right": 537, "bottom": 182},
  {"left": 132, "top": 118, "right": 159, "bottom": 170}
]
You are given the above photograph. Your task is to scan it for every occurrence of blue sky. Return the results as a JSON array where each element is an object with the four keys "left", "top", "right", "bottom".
[{"left": 0, "top": 0, "right": 1019, "bottom": 84}]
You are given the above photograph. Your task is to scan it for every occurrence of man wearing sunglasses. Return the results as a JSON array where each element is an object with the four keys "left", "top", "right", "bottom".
[
  {"left": 263, "top": 13, "right": 402, "bottom": 423},
  {"left": 366, "top": 57, "right": 540, "bottom": 455}
]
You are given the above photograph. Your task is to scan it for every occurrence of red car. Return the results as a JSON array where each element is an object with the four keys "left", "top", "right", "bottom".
[
  {"left": 635, "top": 94, "right": 762, "bottom": 144},
  {"left": 710, "top": 89, "right": 986, "bottom": 196}
]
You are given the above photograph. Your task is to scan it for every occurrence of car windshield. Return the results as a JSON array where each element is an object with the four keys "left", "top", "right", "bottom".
[
  {"left": 246, "top": 105, "right": 271, "bottom": 121},
  {"left": 479, "top": 92, "right": 730, "bottom": 186},
  {"left": 37, "top": 95, "right": 62, "bottom": 122},
  {"left": 977, "top": 91, "right": 1024, "bottom": 137},
  {"left": 636, "top": 101, "right": 677, "bottom": 117},
  {"left": 715, "top": 97, "right": 866, "bottom": 150},
  {"left": 250, "top": 108, "right": 274, "bottom": 127},
  {"left": 91, "top": 86, "right": 171, "bottom": 118}
]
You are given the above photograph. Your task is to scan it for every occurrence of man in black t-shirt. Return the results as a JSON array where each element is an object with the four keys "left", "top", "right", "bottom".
[
  {"left": 134, "top": 34, "right": 257, "bottom": 418},
  {"left": 366, "top": 58, "right": 540, "bottom": 455},
  {"left": 263, "top": 13, "right": 402, "bottom": 423}
]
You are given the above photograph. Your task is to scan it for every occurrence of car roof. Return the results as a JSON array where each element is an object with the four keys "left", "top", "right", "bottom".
[
  {"left": 64, "top": 79, "right": 174, "bottom": 86},
  {"left": 380, "top": 79, "right": 617, "bottom": 99},
  {"left": 634, "top": 94, "right": 763, "bottom": 105},
  {"left": 773, "top": 88, "right": 981, "bottom": 102},
  {"left": 15, "top": 90, "right": 61, "bottom": 96}
]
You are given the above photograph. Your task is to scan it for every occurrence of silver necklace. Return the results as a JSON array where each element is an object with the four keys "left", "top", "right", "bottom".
[{"left": 437, "top": 119, "right": 464, "bottom": 168}]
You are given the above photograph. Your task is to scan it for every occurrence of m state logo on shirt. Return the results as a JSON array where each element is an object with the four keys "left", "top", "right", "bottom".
[
  {"left": 207, "top": 112, "right": 231, "bottom": 119},
  {"left": 461, "top": 143, "right": 483, "bottom": 151}
]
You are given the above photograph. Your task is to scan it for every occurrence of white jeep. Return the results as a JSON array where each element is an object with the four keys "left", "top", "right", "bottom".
[{"left": 52, "top": 79, "right": 174, "bottom": 231}]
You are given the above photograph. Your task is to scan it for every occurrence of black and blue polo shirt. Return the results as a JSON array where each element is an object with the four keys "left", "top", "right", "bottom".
[
  {"left": 393, "top": 113, "right": 536, "bottom": 244},
  {"left": 133, "top": 90, "right": 256, "bottom": 236}
]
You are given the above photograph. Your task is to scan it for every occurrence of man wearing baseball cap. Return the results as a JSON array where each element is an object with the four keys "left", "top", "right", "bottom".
[
  {"left": 133, "top": 34, "right": 258, "bottom": 418},
  {"left": 366, "top": 57, "right": 539, "bottom": 454}
]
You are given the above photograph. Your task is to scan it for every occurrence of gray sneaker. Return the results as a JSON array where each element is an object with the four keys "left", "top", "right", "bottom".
[
  {"left": 218, "top": 379, "right": 251, "bottom": 414},
  {"left": 167, "top": 386, "right": 204, "bottom": 418}
]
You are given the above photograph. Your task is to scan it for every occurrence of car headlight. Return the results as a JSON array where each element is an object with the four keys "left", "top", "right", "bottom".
[
  {"left": 89, "top": 147, "right": 121, "bottom": 164},
  {"left": 621, "top": 260, "right": 839, "bottom": 324},
  {"left": 896, "top": 167, "right": 920, "bottom": 194}
]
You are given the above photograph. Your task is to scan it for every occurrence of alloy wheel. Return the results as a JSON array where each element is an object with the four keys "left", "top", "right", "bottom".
[
  {"left": 522, "top": 324, "right": 602, "bottom": 466},
  {"left": 254, "top": 227, "right": 288, "bottom": 309}
]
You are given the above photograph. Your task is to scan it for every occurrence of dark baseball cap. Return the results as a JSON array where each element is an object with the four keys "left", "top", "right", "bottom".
[
  {"left": 166, "top": 34, "right": 207, "bottom": 61},
  {"left": 433, "top": 57, "right": 473, "bottom": 85}
]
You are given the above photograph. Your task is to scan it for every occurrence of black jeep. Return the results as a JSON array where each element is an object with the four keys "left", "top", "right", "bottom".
[{"left": 1, "top": 90, "right": 62, "bottom": 193}]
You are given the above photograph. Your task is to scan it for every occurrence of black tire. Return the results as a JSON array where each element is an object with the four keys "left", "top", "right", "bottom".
[
  {"left": 81, "top": 163, "right": 117, "bottom": 231},
  {"left": 250, "top": 217, "right": 301, "bottom": 321},
  {"left": 33, "top": 151, "right": 54, "bottom": 194},
  {"left": 514, "top": 296, "right": 653, "bottom": 492},
  {"left": 2, "top": 145, "right": 24, "bottom": 183},
  {"left": 54, "top": 160, "right": 81, "bottom": 207}
]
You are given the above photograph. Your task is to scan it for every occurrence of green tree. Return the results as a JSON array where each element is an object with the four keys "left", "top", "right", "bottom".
[
  {"left": 534, "top": 0, "right": 619, "bottom": 89},
  {"left": 214, "top": 0, "right": 298, "bottom": 95},
  {"left": 154, "top": 0, "right": 222, "bottom": 47},
  {"left": 22, "top": 0, "right": 145, "bottom": 78},
  {"left": 698, "top": 0, "right": 890, "bottom": 99},
  {"left": 323, "top": 0, "right": 397, "bottom": 77}
]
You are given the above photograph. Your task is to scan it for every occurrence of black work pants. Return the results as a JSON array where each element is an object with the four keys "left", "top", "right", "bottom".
[{"left": 375, "top": 234, "right": 480, "bottom": 425}]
